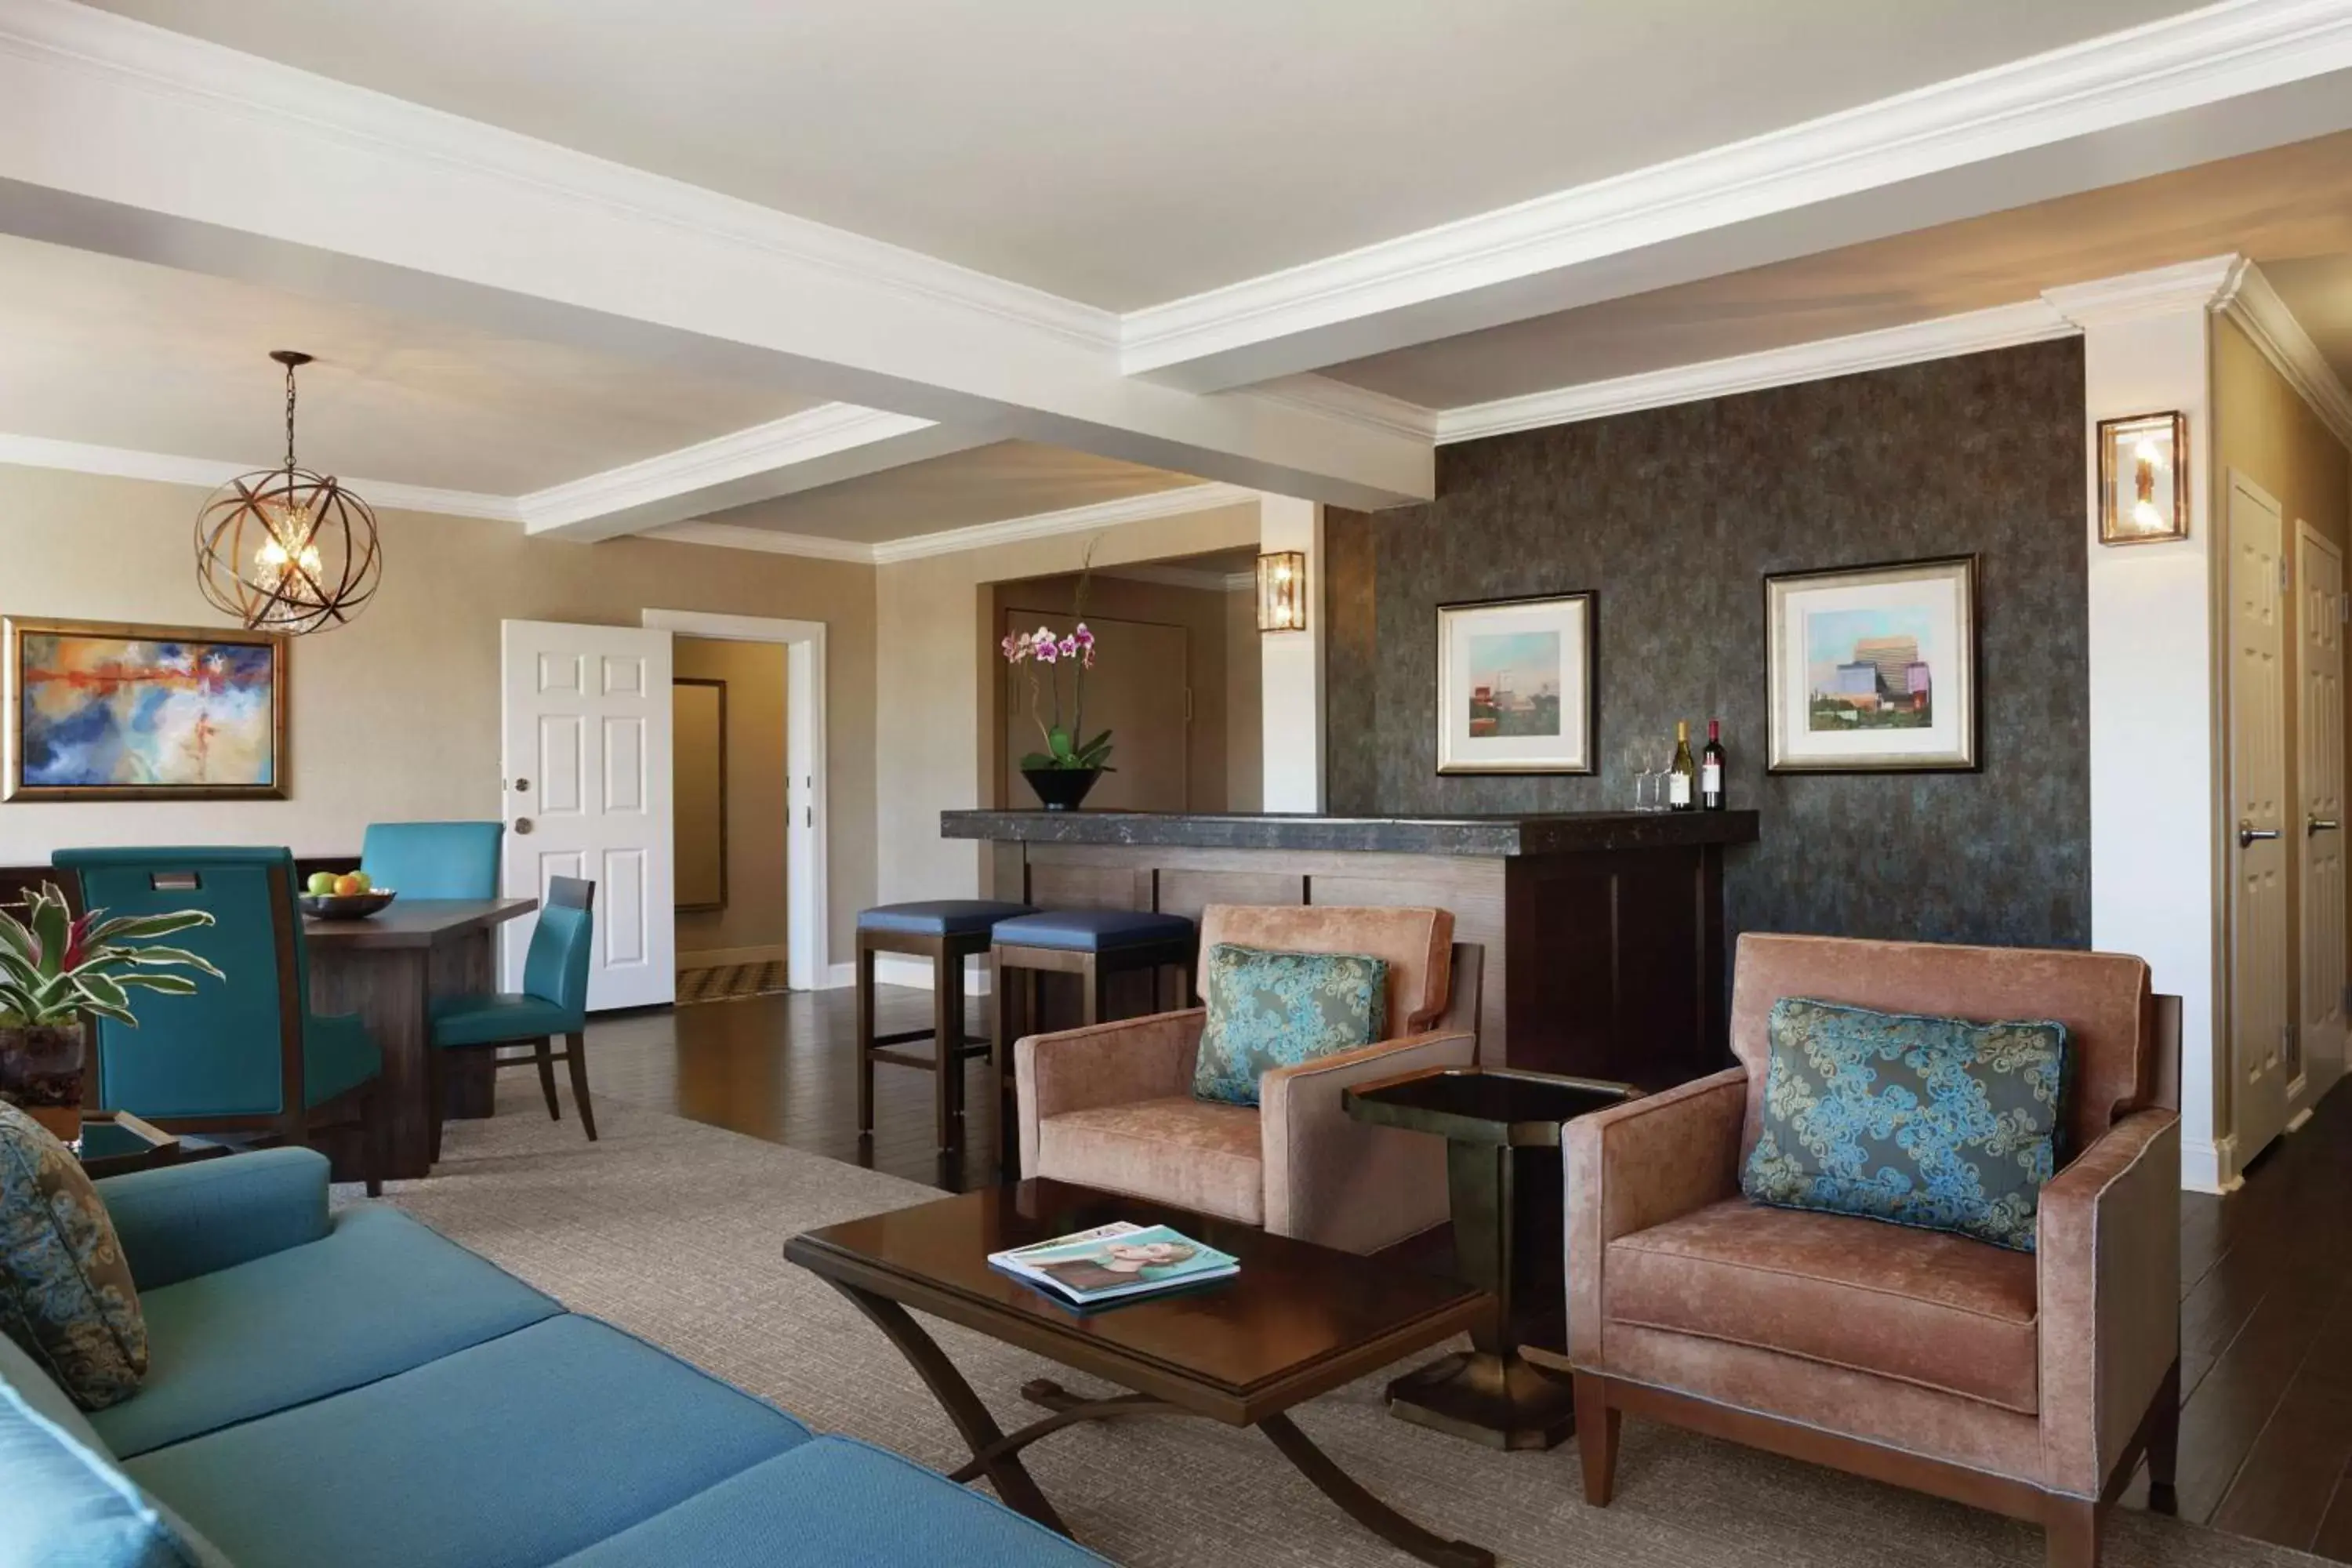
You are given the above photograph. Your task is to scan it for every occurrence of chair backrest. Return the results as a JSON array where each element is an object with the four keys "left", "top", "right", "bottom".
[
  {"left": 1728, "top": 932, "right": 2154, "bottom": 1167},
  {"left": 50, "top": 846, "right": 307, "bottom": 1120},
  {"left": 1196, "top": 905, "right": 1454, "bottom": 1036},
  {"left": 359, "top": 821, "right": 503, "bottom": 899},
  {"left": 523, "top": 876, "right": 597, "bottom": 1012}
]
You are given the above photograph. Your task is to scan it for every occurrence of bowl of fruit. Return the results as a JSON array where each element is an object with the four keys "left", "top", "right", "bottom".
[{"left": 299, "top": 869, "right": 396, "bottom": 920}]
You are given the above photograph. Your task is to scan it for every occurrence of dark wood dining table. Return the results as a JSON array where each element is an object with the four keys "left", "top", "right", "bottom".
[{"left": 303, "top": 897, "right": 537, "bottom": 1181}]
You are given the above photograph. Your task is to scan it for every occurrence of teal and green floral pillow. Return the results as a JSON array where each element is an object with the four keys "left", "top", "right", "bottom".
[
  {"left": 1190, "top": 944, "right": 1388, "bottom": 1108},
  {"left": 0, "top": 1102, "right": 147, "bottom": 1409},
  {"left": 1741, "top": 996, "right": 2071, "bottom": 1253}
]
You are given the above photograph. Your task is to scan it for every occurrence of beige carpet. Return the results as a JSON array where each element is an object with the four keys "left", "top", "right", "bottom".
[{"left": 337, "top": 1080, "right": 2321, "bottom": 1568}]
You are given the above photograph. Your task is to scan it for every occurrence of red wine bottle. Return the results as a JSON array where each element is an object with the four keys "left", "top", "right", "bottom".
[{"left": 1700, "top": 718, "right": 1727, "bottom": 811}]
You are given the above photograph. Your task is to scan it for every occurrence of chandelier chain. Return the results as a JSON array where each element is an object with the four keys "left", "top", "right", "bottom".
[{"left": 284, "top": 358, "right": 299, "bottom": 472}]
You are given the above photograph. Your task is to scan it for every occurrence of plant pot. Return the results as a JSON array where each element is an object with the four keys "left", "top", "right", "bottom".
[
  {"left": 1022, "top": 766, "right": 1104, "bottom": 811},
  {"left": 0, "top": 1021, "right": 85, "bottom": 1143}
]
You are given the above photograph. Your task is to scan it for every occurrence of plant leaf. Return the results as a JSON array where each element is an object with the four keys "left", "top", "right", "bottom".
[
  {"left": 78, "top": 998, "right": 140, "bottom": 1027},
  {"left": 28, "top": 896, "right": 67, "bottom": 978},
  {"left": 91, "top": 944, "right": 224, "bottom": 979},
  {"left": 84, "top": 911, "right": 216, "bottom": 945},
  {"left": 1018, "top": 752, "right": 1058, "bottom": 771},
  {"left": 1047, "top": 726, "right": 1074, "bottom": 760},
  {"left": 75, "top": 971, "right": 131, "bottom": 1014},
  {"left": 113, "top": 972, "right": 199, "bottom": 996},
  {"left": 0, "top": 913, "right": 34, "bottom": 964}
]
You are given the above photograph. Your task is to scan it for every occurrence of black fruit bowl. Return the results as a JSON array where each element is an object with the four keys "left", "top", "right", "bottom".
[{"left": 299, "top": 890, "right": 397, "bottom": 920}]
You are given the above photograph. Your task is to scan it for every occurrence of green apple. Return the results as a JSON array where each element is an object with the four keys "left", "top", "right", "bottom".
[
  {"left": 307, "top": 870, "right": 338, "bottom": 896},
  {"left": 349, "top": 870, "right": 372, "bottom": 894}
]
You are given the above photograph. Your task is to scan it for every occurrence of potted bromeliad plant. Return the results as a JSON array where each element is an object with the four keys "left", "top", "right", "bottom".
[
  {"left": 0, "top": 884, "right": 221, "bottom": 1142},
  {"left": 1002, "top": 555, "right": 1115, "bottom": 810}
]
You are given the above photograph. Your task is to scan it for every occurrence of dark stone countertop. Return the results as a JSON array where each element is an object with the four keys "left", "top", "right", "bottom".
[{"left": 940, "top": 809, "right": 1759, "bottom": 858}]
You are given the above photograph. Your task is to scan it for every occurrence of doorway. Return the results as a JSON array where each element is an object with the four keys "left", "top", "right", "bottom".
[
  {"left": 672, "top": 635, "right": 789, "bottom": 1003},
  {"left": 2228, "top": 471, "right": 2291, "bottom": 1166}
]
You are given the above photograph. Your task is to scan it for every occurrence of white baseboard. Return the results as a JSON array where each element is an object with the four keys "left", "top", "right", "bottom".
[
  {"left": 678, "top": 943, "right": 789, "bottom": 969},
  {"left": 821, "top": 960, "right": 856, "bottom": 989},
  {"left": 869, "top": 953, "right": 994, "bottom": 996},
  {"left": 2180, "top": 1133, "right": 2241, "bottom": 1196}
]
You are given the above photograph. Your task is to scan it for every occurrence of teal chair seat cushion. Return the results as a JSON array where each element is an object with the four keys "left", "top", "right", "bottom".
[
  {"left": 301, "top": 1012, "right": 381, "bottom": 1107},
  {"left": 430, "top": 992, "right": 585, "bottom": 1049},
  {"left": 550, "top": 1436, "right": 1112, "bottom": 1567},
  {"left": 90, "top": 1205, "right": 560, "bottom": 1458},
  {"left": 126, "top": 1314, "right": 813, "bottom": 1568}
]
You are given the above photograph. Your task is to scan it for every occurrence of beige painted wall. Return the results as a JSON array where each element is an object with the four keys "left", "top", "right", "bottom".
[
  {"left": 0, "top": 464, "right": 877, "bottom": 956},
  {"left": 673, "top": 635, "right": 789, "bottom": 963},
  {"left": 2213, "top": 315, "right": 2352, "bottom": 1097},
  {"left": 876, "top": 501, "right": 1264, "bottom": 906},
  {"left": 1225, "top": 586, "right": 1263, "bottom": 811}
]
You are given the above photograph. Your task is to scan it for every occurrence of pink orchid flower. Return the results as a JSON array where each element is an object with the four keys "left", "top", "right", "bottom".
[
  {"left": 1057, "top": 634, "right": 1080, "bottom": 661},
  {"left": 1032, "top": 625, "right": 1060, "bottom": 663},
  {"left": 1000, "top": 632, "right": 1025, "bottom": 662}
]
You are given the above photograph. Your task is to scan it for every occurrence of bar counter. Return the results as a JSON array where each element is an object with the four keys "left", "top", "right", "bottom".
[{"left": 946, "top": 810, "right": 1759, "bottom": 1088}]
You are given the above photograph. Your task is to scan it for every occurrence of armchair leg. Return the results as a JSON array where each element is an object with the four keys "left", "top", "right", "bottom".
[
  {"left": 564, "top": 1029, "right": 597, "bottom": 1142},
  {"left": 2145, "top": 1359, "right": 2180, "bottom": 1515},
  {"left": 1573, "top": 1376, "right": 1619, "bottom": 1506},
  {"left": 2043, "top": 1497, "right": 2100, "bottom": 1568},
  {"left": 533, "top": 1036, "right": 561, "bottom": 1121}
]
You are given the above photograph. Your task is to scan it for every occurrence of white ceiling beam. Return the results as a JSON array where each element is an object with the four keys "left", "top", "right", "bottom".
[
  {"left": 1119, "top": 0, "right": 2352, "bottom": 391},
  {"left": 0, "top": 0, "right": 1428, "bottom": 510}
]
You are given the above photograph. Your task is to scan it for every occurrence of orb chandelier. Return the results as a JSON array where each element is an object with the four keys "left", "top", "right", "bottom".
[{"left": 195, "top": 350, "right": 382, "bottom": 634}]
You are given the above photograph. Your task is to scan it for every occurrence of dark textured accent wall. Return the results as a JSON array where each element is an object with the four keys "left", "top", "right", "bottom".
[{"left": 1327, "top": 338, "right": 2089, "bottom": 952}]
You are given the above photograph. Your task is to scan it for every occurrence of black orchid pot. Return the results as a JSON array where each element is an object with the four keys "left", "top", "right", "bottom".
[{"left": 1022, "top": 766, "right": 1104, "bottom": 811}]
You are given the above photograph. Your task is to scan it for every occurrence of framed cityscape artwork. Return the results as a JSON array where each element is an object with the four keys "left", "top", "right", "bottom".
[
  {"left": 1436, "top": 591, "right": 1595, "bottom": 774},
  {"left": 1762, "top": 556, "right": 1978, "bottom": 773},
  {"left": 2, "top": 616, "right": 288, "bottom": 800}
]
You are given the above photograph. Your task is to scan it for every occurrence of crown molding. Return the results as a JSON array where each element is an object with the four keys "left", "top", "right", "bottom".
[
  {"left": 639, "top": 520, "right": 877, "bottom": 563},
  {"left": 0, "top": 430, "right": 523, "bottom": 519},
  {"left": 2216, "top": 263, "right": 2352, "bottom": 449},
  {"left": 1432, "top": 298, "right": 2075, "bottom": 445},
  {"left": 1119, "top": 0, "right": 2352, "bottom": 386},
  {"left": 2042, "top": 253, "right": 2249, "bottom": 327},
  {"left": 869, "top": 481, "right": 1258, "bottom": 564},
  {"left": 1240, "top": 375, "right": 1439, "bottom": 444},
  {"left": 1101, "top": 564, "right": 1257, "bottom": 593}
]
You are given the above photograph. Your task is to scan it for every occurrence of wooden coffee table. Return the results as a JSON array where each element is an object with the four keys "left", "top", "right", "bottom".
[{"left": 786, "top": 1179, "right": 1496, "bottom": 1568}]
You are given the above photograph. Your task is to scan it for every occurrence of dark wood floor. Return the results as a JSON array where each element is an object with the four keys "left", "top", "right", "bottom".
[{"left": 585, "top": 987, "right": 2352, "bottom": 1561}]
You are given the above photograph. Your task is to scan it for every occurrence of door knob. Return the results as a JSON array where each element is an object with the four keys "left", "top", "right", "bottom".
[
  {"left": 2310, "top": 817, "right": 2341, "bottom": 835},
  {"left": 514, "top": 777, "right": 530, "bottom": 793},
  {"left": 2240, "top": 822, "right": 2281, "bottom": 847},
  {"left": 514, "top": 818, "right": 534, "bottom": 836}
]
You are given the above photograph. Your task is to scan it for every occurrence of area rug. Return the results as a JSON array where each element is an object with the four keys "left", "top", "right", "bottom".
[
  {"left": 340, "top": 1081, "right": 2322, "bottom": 1568},
  {"left": 676, "top": 960, "right": 791, "bottom": 1005}
]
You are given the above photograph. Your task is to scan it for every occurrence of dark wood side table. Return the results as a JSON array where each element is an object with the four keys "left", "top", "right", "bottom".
[
  {"left": 73, "top": 1111, "right": 238, "bottom": 1180},
  {"left": 787, "top": 1179, "right": 1497, "bottom": 1568},
  {"left": 1345, "top": 1065, "right": 1639, "bottom": 1450}
]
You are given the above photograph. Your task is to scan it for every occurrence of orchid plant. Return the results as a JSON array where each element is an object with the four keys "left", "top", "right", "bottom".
[
  {"left": 1003, "top": 555, "right": 1115, "bottom": 775},
  {"left": 0, "top": 883, "right": 222, "bottom": 1029}
]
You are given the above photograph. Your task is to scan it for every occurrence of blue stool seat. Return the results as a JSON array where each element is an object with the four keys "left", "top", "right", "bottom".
[
  {"left": 993, "top": 909, "right": 1196, "bottom": 953},
  {"left": 857, "top": 900, "right": 1036, "bottom": 938}
]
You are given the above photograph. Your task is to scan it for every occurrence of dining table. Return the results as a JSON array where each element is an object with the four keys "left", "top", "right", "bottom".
[{"left": 303, "top": 896, "right": 538, "bottom": 1181}]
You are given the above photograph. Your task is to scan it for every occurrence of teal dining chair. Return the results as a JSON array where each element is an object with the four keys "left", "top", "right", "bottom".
[
  {"left": 359, "top": 821, "right": 503, "bottom": 899},
  {"left": 427, "top": 876, "right": 597, "bottom": 1156},
  {"left": 50, "top": 846, "right": 386, "bottom": 1195}
]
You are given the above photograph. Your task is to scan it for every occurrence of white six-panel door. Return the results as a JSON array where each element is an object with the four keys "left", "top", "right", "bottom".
[
  {"left": 2296, "top": 521, "right": 2347, "bottom": 1121},
  {"left": 2229, "top": 475, "right": 2291, "bottom": 1166},
  {"left": 500, "top": 620, "right": 676, "bottom": 1010}
]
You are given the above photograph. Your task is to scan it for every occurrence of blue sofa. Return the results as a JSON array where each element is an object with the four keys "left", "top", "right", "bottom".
[{"left": 2, "top": 1149, "right": 1106, "bottom": 1568}]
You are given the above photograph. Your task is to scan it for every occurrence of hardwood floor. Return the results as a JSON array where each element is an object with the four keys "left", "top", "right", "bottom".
[{"left": 584, "top": 989, "right": 2352, "bottom": 1560}]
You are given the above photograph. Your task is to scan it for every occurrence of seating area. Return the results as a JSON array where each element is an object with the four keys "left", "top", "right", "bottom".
[{"left": 9, "top": 9, "right": 2352, "bottom": 1566}]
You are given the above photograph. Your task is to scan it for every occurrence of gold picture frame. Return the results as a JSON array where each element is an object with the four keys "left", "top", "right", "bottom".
[
  {"left": 2096, "top": 410, "right": 2189, "bottom": 546},
  {"left": 1435, "top": 591, "right": 1596, "bottom": 775},
  {"left": 1762, "top": 556, "right": 1979, "bottom": 774},
  {"left": 4, "top": 616, "right": 289, "bottom": 801}
]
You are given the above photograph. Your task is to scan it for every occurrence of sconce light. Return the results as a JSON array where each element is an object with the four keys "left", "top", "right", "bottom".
[
  {"left": 1256, "top": 550, "right": 1308, "bottom": 633},
  {"left": 2096, "top": 411, "right": 2188, "bottom": 546}
]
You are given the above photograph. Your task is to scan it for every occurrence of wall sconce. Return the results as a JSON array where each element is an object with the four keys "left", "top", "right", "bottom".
[
  {"left": 1256, "top": 550, "right": 1307, "bottom": 633},
  {"left": 2097, "top": 411, "right": 2188, "bottom": 546}
]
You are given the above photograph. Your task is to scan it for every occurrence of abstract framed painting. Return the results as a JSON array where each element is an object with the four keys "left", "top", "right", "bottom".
[
  {"left": 1436, "top": 591, "right": 1595, "bottom": 775},
  {"left": 3, "top": 617, "right": 288, "bottom": 800},
  {"left": 1762, "top": 555, "right": 1978, "bottom": 774}
]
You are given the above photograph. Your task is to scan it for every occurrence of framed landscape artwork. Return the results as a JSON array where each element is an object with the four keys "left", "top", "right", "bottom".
[
  {"left": 3, "top": 617, "right": 288, "bottom": 800},
  {"left": 1436, "top": 591, "right": 1595, "bottom": 774},
  {"left": 1763, "top": 556, "right": 1978, "bottom": 773}
]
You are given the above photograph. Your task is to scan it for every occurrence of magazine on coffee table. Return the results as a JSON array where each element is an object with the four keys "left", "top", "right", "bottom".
[{"left": 988, "top": 1221, "right": 1240, "bottom": 1307}]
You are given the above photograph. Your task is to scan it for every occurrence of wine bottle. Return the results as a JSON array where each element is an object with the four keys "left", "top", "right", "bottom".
[
  {"left": 1701, "top": 718, "right": 1726, "bottom": 811},
  {"left": 1668, "top": 720, "right": 1697, "bottom": 812}
]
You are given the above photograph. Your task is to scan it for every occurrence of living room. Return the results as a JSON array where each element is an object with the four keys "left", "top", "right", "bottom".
[{"left": 5, "top": 5, "right": 2352, "bottom": 1567}]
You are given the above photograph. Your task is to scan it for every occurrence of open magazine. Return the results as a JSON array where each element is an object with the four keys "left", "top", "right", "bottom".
[{"left": 988, "top": 1221, "right": 1240, "bottom": 1308}]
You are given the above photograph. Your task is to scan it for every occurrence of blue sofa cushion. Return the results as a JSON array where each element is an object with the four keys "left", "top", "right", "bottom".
[
  {"left": 92, "top": 1204, "right": 560, "bottom": 1457},
  {"left": 127, "top": 1314, "right": 813, "bottom": 1568},
  {"left": 856, "top": 899, "right": 1035, "bottom": 937},
  {"left": 0, "top": 1102, "right": 147, "bottom": 1410},
  {"left": 993, "top": 909, "right": 1195, "bottom": 953},
  {"left": 548, "top": 1436, "right": 1112, "bottom": 1567},
  {"left": 96, "top": 1149, "right": 332, "bottom": 1292}
]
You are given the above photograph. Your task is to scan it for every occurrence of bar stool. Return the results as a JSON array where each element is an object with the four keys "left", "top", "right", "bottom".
[
  {"left": 989, "top": 908, "right": 1196, "bottom": 1177},
  {"left": 855, "top": 899, "right": 1036, "bottom": 1152}
]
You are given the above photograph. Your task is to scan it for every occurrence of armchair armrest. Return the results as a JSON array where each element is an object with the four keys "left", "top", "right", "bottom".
[
  {"left": 1260, "top": 1029, "right": 1475, "bottom": 1252},
  {"left": 95, "top": 1147, "right": 332, "bottom": 1290},
  {"left": 1015, "top": 1008, "right": 1205, "bottom": 1176},
  {"left": 2037, "top": 1108, "right": 2180, "bottom": 1498},
  {"left": 1563, "top": 1066, "right": 1748, "bottom": 1364}
]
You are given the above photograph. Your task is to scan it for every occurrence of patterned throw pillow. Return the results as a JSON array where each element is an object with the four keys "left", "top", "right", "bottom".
[
  {"left": 1742, "top": 996, "right": 2071, "bottom": 1253},
  {"left": 1190, "top": 944, "right": 1388, "bottom": 1108},
  {"left": 0, "top": 1101, "right": 147, "bottom": 1409}
]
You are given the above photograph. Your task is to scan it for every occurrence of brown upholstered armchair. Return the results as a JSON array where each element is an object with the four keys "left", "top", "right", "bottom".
[
  {"left": 1014, "top": 905, "right": 1479, "bottom": 1254},
  {"left": 1565, "top": 934, "right": 2180, "bottom": 1568}
]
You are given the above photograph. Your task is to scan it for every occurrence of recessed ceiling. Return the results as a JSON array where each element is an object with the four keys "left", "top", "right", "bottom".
[
  {"left": 699, "top": 441, "right": 1200, "bottom": 544},
  {"left": 0, "top": 233, "right": 818, "bottom": 493},
  {"left": 79, "top": 0, "right": 2198, "bottom": 311},
  {"left": 2266, "top": 254, "right": 2352, "bottom": 392},
  {"left": 1323, "top": 132, "right": 2352, "bottom": 410}
]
